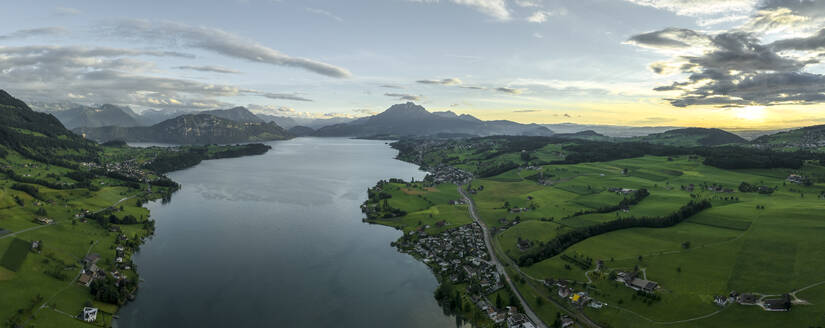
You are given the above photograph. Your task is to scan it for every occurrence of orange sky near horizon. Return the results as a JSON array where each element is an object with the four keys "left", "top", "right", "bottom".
[{"left": 441, "top": 101, "right": 825, "bottom": 130}]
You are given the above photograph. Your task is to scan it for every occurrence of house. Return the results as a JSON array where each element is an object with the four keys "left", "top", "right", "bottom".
[
  {"left": 35, "top": 217, "right": 54, "bottom": 225},
  {"left": 31, "top": 241, "right": 41, "bottom": 252},
  {"left": 763, "top": 295, "right": 791, "bottom": 312},
  {"left": 626, "top": 277, "right": 658, "bottom": 293},
  {"left": 81, "top": 307, "right": 98, "bottom": 322},
  {"left": 570, "top": 293, "right": 582, "bottom": 304},
  {"left": 83, "top": 254, "right": 101, "bottom": 267},
  {"left": 517, "top": 238, "right": 531, "bottom": 251},
  {"left": 589, "top": 301, "right": 606, "bottom": 309},
  {"left": 713, "top": 296, "right": 729, "bottom": 307},
  {"left": 561, "top": 315, "right": 575, "bottom": 328},
  {"left": 558, "top": 287, "right": 571, "bottom": 298},
  {"left": 77, "top": 273, "right": 94, "bottom": 287},
  {"left": 787, "top": 174, "right": 805, "bottom": 184},
  {"left": 738, "top": 293, "right": 757, "bottom": 304},
  {"left": 506, "top": 313, "right": 536, "bottom": 328}
]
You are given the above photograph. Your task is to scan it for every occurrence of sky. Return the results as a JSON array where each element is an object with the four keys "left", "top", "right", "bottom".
[{"left": 0, "top": 0, "right": 824, "bottom": 129}]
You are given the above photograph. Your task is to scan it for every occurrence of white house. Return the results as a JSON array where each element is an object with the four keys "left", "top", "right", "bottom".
[{"left": 82, "top": 307, "right": 98, "bottom": 322}]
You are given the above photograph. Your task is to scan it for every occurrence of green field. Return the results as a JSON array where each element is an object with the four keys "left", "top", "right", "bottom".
[
  {"left": 0, "top": 238, "right": 31, "bottom": 272},
  {"left": 390, "top": 136, "right": 825, "bottom": 328}
]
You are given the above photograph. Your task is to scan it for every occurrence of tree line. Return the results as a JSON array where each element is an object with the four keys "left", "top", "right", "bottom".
[{"left": 518, "top": 199, "right": 712, "bottom": 266}]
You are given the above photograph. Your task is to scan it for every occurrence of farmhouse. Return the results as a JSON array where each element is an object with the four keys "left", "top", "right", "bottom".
[
  {"left": 506, "top": 313, "right": 536, "bottom": 328},
  {"left": 83, "top": 253, "right": 101, "bottom": 268},
  {"left": 558, "top": 287, "right": 571, "bottom": 298},
  {"left": 517, "top": 238, "right": 530, "bottom": 251},
  {"left": 629, "top": 278, "right": 658, "bottom": 293},
  {"left": 738, "top": 293, "right": 757, "bottom": 304},
  {"left": 77, "top": 272, "right": 94, "bottom": 287},
  {"left": 35, "top": 217, "right": 53, "bottom": 225},
  {"left": 763, "top": 295, "right": 791, "bottom": 312},
  {"left": 787, "top": 174, "right": 806, "bottom": 184}
]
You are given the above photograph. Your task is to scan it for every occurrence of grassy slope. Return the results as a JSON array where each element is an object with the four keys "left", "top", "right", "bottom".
[{"left": 457, "top": 152, "right": 825, "bottom": 327}]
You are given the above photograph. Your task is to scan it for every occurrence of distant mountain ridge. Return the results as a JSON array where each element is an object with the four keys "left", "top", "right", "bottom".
[
  {"left": 255, "top": 114, "right": 355, "bottom": 129},
  {"left": 314, "top": 102, "right": 554, "bottom": 137},
  {"left": 201, "top": 107, "right": 264, "bottom": 123},
  {"left": 76, "top": 114, "right": 292, "bottom": 144},
  {"left": 42, "top": 104, "right": 143, "bottom": 130}
]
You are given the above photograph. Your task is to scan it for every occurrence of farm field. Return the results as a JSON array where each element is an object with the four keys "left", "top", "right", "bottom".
[{"left": 391, "top": 136, "right": 825, "bottom": 328}]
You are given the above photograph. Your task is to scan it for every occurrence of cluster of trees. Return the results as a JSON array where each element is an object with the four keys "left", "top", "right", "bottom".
[
  {"left": 395, "top": 136, "right": 825, "bottom": 174},
  {"left": 560, "top": 254, "right": 592, "bottom": 270},
  {"left": 566, "top": 189, "right": 650, "bottom": 219},
  {"left": 557, "top": 141, "right": 823, "bottom": 170},
  {"left": 434, "top": 281, "right": 463, "bottom": 315},
  {"left": 477, "top": 161, "right": 520, "bottom": 178},
  {"left": 10, "top": 183, "right": 42, "bottom": 200},
  {"left": 518, "top": 199, "right": 712, "bottom": 266},
  {"left": 738, "top": 182, "right": 775, "bottom": 194},
  {"left": 144, "top": 143, "right": 271, "bottom": 173},
  {"left": 90, "top": 275, "right": 136, "bottom": 305},
  {"left": 144, "top": 149, "right": 208, "bottom": 173},
  {"left": 210, "top": 143, "right": 271, "bottom": 159}
]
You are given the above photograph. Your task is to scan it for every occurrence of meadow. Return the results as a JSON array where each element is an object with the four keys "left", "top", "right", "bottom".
[{"left": 393, "top": 137, "right": 825, "bottom": 328}]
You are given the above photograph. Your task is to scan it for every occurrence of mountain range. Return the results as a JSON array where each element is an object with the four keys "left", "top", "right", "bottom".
[
  {"left": 314, "top": 102, "right": 553, "bottom": 137},
  {"left": 22, "top": 97, "right": 825, "bottom": 151},
  {"left": 76, "top": 114, "right": 292, "bottom": 144}
]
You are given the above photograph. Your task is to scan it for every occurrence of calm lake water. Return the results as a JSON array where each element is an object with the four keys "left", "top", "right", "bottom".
[{"left": 118, "top": 138, "right": 461, "bottom": 327}]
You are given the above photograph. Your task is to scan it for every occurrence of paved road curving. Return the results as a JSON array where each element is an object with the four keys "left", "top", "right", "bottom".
[{"left": 458, "top": 186, "right": 548, "bottom": 328}]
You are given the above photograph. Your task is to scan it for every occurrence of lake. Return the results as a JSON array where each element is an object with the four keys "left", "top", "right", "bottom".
[{"left": 118, "top": 138, "right": 462, "bottom": 327}]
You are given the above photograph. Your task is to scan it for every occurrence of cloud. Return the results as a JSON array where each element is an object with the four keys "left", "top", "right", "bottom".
[
  {"left": 770, "top": 28, "right": 825, "bottom": 51},
  {"left": 416, "top": 77, "right": 463, "bottom": 85},
  {"left": 513, "top": 109, "right": 540, "bottom": 113},
  {"left": 0, "top": 27, "right": 68, "bottom": 40},
  {"left": 533, "top": 32, "right": 544, "bottom": 39},
  {"left": 353, "top": 108, "right": 377, "bottom": 115},
  {"left": 174, "top": 65, "right": 241, "bottom": 74},
  {"left": 629, "top": 28, "right": 825, "bottom": 107},
  {"left": 460, "top": 85, "right": 486, "bottom": 90},
  {"left": 53, "top": 6, "right": 82, "bottom": 16},
  {"left": 514, "top": 0, "right": 541, "bottom": 8},
  {"left": 305, "top": 7, "right": 344, "bottom": 22},
  {"left": 527, "top": 9, "right": 566, "bottom": 23},
  {"left": 626, "top": 28, "right": 710, "bottom": 49},
  {"left": 0, "top": 45, "right": 301, "bottom": 110},
  {"left": 744, "top": 0, "right": 825, "bottom": 34},
  {"left": 260, "top": 92, "right": 313, "bottom": 102},
  {"left": 620, "top": 0, "right": 757, "bottom": 17},
  {"left": 410, "top": 0, "right": 511, "bottom": 21},
  {"left": 379, "top": 84, "right": 404, "bottom": 89},
  {"left": 103, "top": 19, "right": 351, "bottom": 78},
  {"left": 384, "top": 92, "right": 422, "bottom": 101},
  {"left": 496, "top": 87, "right": 524, "bottom": 94},
  {"left": 633, "top": 116, "right": 677, "bottom": 124}
]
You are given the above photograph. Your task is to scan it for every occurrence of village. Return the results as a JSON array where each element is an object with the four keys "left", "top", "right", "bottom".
[{"left": 396, "top": 223, "right": 543, "bottom": 327}]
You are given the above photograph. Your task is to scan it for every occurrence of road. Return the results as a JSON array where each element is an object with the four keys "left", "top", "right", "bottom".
[
  {"left": 0, "top": 223, "right": 53, "bottom": 240},
  {"left": 458, "top": 186, "right": 548, "bottom": 328}
]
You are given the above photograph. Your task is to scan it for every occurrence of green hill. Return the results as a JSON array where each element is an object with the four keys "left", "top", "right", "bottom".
[
  {"left": 631, "top": 128, "right": 747, "bottom": 147},
  {"left": 752, "top": 124, "right": 825, "bottom": 151},
  {"left": 0, "top": 90, "right": 99, "bottom": 163}
]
